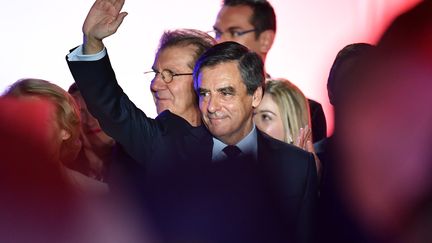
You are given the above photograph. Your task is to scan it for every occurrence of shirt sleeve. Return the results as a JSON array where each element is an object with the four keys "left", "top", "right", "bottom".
[{"left": 67, "top": 45, "right": 107, "bottom": 61}]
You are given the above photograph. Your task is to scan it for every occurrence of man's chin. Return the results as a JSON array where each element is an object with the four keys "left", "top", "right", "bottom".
[
  {"left": 207, "top": 124, "right": 228, "bottom": 138},
  {"left": 156, "top": 101, "right": 173, "bottom": 113},
  {"left": 156, "top": 105, "right": 171, "bottom": 114}
]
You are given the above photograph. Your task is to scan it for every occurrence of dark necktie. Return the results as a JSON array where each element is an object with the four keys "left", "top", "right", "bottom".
[{"left": 223, "top": 145, "right": 242, "bottom": 159}]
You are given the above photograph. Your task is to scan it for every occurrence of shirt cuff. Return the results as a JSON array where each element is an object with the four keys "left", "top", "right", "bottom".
[{"left": 67, "top": 45, "right": 107, "bottom": 61}]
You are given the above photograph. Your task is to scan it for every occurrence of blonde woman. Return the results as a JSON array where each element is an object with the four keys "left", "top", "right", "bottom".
[
  {"left": 254, "top": 78, "right": 321, "bottom": 175},
  {"left": 3, "top": 78, "right": 108, "bottom": 194}
]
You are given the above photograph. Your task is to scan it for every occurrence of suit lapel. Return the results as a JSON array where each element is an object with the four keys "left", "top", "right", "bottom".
[{"left": 179, "top": 124, "right": 213, "bottom": 164}]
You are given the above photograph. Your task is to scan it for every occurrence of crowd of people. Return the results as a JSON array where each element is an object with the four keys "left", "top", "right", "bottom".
[{"left": 1, "top": 0, "right": 431, "bottom": 242}]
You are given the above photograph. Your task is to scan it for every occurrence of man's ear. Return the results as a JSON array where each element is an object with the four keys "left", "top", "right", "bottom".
[
  {"left": 252, "top": 86, "right": 263, "bottom": 108},
  {"left": 258, "top": 30, "right": 275, "bottom": 54}
]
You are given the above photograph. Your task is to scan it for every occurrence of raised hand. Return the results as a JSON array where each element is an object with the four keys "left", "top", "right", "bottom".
[
  {"left": 82, "top": 0, "right": 128, "bottom": 54},
  {"left": 294, "top": 125, "right": 322, "bottom": 177},
  {"left": 294, "top": 125, "right": 312, "bottom": 150}
]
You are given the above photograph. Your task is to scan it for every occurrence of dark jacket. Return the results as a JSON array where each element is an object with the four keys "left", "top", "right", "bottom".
[{"left": 67, "top": 50, "right": 318, "bottom": 243}]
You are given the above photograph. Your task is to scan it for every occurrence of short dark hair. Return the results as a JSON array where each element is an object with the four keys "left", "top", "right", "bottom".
[
  {"left": 223, "top": 0, "right": 276, "bottom": 38},
  {"left": 327, "top": 43, "right": 375, "bottom": 106},
  {"left": 193, "top": 41, "right": 265, "bottom": 95},
  {"left": 157, "top": 29, "right": 216, "bottom": 70}
]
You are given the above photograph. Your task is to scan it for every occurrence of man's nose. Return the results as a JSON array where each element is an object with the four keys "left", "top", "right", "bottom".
[
  {"left": 207, "top": 95, "right": 221, "bottom": 113},
  {"left": 150, "top": 74, "right": 166, "bottom": 91}
]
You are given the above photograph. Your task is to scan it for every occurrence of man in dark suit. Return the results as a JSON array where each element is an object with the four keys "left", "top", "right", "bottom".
[
  {"left": 67, "top": 0, "right": 317, "bottom": 242},
  {"left": 211, "top": 0, "right": 327, "bottom": 142}
]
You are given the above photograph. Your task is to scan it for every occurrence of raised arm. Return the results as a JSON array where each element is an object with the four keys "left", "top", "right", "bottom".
[
  {"left": 82, "top": 0, "right": 128, "bottom": 54},
  {"left": 67, "top": 0, "right": 160, "bottom": 165}
]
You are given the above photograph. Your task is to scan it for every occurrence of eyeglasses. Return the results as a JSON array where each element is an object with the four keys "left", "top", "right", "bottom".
[
  {"left": 144, "top": 69, "right": 193, "bottom": 83},
  {"left": 208, "top": 28, "right": 257, "bottom": 40}
]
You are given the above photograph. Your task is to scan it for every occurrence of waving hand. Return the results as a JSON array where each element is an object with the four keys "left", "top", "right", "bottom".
[{"left": 82, "top": 0, "right": 128, "bottom": 54}]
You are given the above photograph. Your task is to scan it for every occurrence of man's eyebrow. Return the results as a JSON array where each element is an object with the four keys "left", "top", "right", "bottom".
[
  {"left": 217, "top": 86, "right": 236, "bottom": 94},
  {"left": 227, "top": 26, "right": 243, "bottom": 31},
  {"left": 213, "top": 26, "right": 243, "bottom": 32},
  {"left": 197, "top": 87, "right": 209, "bottom": 93}
]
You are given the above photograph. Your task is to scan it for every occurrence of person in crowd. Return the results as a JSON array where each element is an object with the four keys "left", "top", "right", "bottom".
[
  {"left": 66, "top": 0, "right": 318, "bottom": 241},
  {"left": 66, "top": 0, "right": 215, "bottom": 202},
  {"left": 212, "top": 0, "right": 327, "bottom": 142},
  {"left": 3, "top": 78, "right": 108, "bottom": 195},
  {"left": 326, "top": 43, "right": 375, "bottom": 111},
  {"left": 67, "top": 0, "right": 215, "bottom": 160},
  {"left": 0, "top": 83, "right": 150, "bottom": 243},
  {"left": 0, "top": 95, "right": 80, "bottom": 243},
  {"left": 315, "top": 42, "right": 375, "bottom": 181},
  {"left": 315, "top": 43, "right": 375, "bottom": 169},
  {"left": 254, "top": 78, "right": 321, "bottom": 175},
  {"left": 68, "top": 83, "right": 115, "bottom": 181},
  {"left": 191, "top": 40, "right": 318, "bottom": 243},
  {"left": 318, "top": 2, "right": 432, "bottom": 242},
  {"left": 3, "top": 79, "right": 81, "bottom": 164},
  {"left": 315, "top": 43, "right": 376, "bottom": 242},
  {"left": 254, "top": 78, "right": 312, "bottom": 147},
  {"left": 333, "top": 1, "right": 432, "bottom": 242}
]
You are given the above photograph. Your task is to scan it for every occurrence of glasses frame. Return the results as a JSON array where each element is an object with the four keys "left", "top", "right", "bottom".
[
  {"left": 209, "top": 28, "right": 257, "bottom": 40},
  {"left": 144, "top": 69, "right": 193, "bottom": 83}
]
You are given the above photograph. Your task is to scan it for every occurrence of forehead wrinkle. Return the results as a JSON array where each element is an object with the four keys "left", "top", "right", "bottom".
[{"left": 199, "top": 62, "right": 244, "bottom": 90}]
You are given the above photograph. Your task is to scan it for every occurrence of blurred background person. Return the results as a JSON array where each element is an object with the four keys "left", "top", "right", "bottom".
[
  {"left": 315, "top": 43, "right": 375, "bottom": 184},
  {"left": 324, "top": 1, "right": 432, "bottom": 242},
  {"left": 316, "top": 43, "right": 376, "bottom": 242},
  {"left": 0, "top": 95, "right": 80, "bottom": 243},
  {"left": 0, "top": 81, "right": 151, "bottom": 243},
  {"left": 3, "top": 79, "right": 108, "bottom": 195},
  {"left": 68, "top": 83, "right": 115, "bottom": 182},
  {"left": 254, "top": 78, "right": 321, "bottom": 175}
]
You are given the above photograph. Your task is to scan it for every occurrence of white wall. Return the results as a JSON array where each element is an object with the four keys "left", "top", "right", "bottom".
[{"left": 1, "top": 0, "right": 421, "bottom": 133}]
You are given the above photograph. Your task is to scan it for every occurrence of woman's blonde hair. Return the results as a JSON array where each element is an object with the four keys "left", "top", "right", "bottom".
[
  {"left": 4, "top": 79, "right": 81, "bottom": 162},
  {"left": 264, "top": 79, "right": 311, "bottom": 143}
]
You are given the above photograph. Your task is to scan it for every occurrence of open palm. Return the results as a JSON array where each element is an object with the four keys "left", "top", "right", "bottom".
[{"left": 83, "top": 0, "right": 128, "bottom": 41}]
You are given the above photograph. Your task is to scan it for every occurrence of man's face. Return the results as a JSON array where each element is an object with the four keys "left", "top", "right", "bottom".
[
  {"left": 150, "top": 45, "right": 197, "bottom": 116},
  {"left": 213, "top": 5, "right": 261, "bottom": 54},
  {"left": 197, "top": 62, "right": 262, "bottom": 145}
]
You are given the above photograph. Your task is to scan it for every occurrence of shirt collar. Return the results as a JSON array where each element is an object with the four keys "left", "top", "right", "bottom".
[{"left": 212, "top": 125, "right": 258, "bottom": 161}]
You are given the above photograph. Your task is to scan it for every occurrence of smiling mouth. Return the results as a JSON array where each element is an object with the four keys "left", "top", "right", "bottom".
[
  {"left": 208, "top": 116, "right": 227, "bottom": 123},
  {"left": 155, "top": 95, "right": 171, "bottom": 101}
]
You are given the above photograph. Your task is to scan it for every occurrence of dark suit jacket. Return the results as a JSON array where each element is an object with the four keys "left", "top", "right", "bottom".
[
  {"left": 308, "top": 99, "right": 327, "bottom": 143},
  {"left": 67, "top": 51, "right": 318, "bottom": 243}
]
